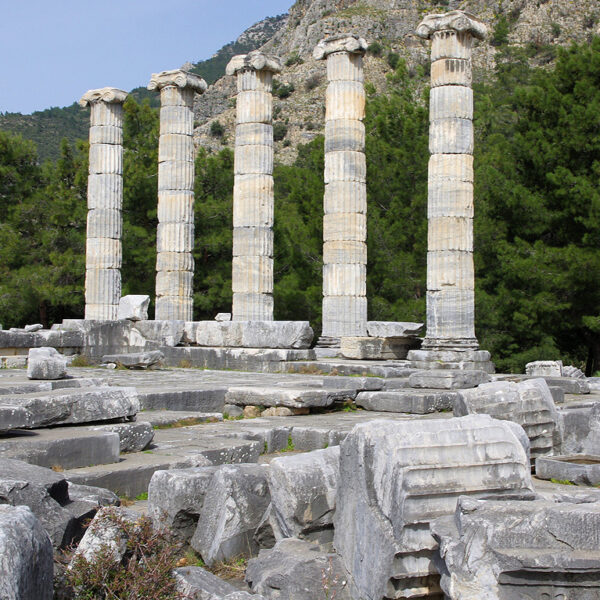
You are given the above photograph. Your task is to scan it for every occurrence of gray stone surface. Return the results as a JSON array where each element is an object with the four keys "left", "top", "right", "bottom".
[
  {"left": 0, "top": 386, "right": 139, "bottom": 429},
  {"left": 536, "top": 454, "right": 600, "bottom": 486},
  {"left": 27, "top": 346, "right": 67, "bottom": 380},
  {"left": 340, "top": 336, "right": 419, "bottom": 360},
  {"left": 268, "top": 446, "right": 339, "bottom": 543},
  {"left": 525, "top": 360, "right": 563, "bottom": 376},
  {"left": 191, "top": 464, "right": 270, "bottom": 565},
  {"left": 408, "top": 369, "right": 490, "bottom": 389},
  {"left": 539, "top": 376, "right": 590, "bottom": 394},
  {"left": 455, "top": 379, "right": 562, "bottom": 460},
  {"left": 356, "top": 389, "right": 457, "bottom": 414},
  {"left": 0, "top": 457, "right": 68, "bottom": 502},
  {"left": 174, "top": 566, "right": 250, "bottom": 600},
  {"left": 246, "top": 538, "right": 350, "bottom": 600},
  {"left": 67, "top": 482, "right": 120, "bottom": 507},
  {"left": 88, "top": 421, "right": 154, "bottom": 453},
  {"left": 0, "top": 505, "right": 53, "bottom": 600},
  {"left": 101, "top": 350, "right": 164, "bottom": 368},
  {"left": 366, "top": 321, "right": 423, "bottom": 337},
  {"left": 432, "top": 495, "right": 600, "bottom": 599},
  {"left": 225, "top": 385, "right": 350, "bottom": 408},
  {"left": 333, "top": 415, "right": 533, "bottom": 600},
  {"left": 148, "top": 466, "right": 218, "bottom": 541},
  {"left": 117, "top": 295, "right": 150, "bottom": 321}
]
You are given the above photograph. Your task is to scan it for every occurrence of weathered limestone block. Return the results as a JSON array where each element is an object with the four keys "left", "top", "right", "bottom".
[
  {"left": 324, "top": 151, "right": 366, "bottom": 183},
  {"left": 455, "top": 379, "right": 562, "bottom": 460},
  {"left": 175, "top": 565, "right": 266, "bottom": 600},
  {"left": 86, "top": 174, "right": 122, "bottom": 209},
  {"left": 323, "top": 264, "right": 366, "bottom": 296},
  {"left": 88, "top": 421, "right": 153, "bottom": 453},
  {"left": 232, "top": 227, "right": 273, "bottom": 257},
  {"left": 323, "top": 213, "right": 367, "bottom": 242},
  {"left": 326, "top": 81, "right": 365, "bottom": 120},
  {"left": 156, "top": 222, "right": 194, "bottom": 253},
  {"left": 231, "top": 256, "right": 273, "bottom": 294},
  {"left": 157, "top": 191, "right": 194, "bottom": 222},
  {"left": 0, "top": 505, "right": 53, "bottom": 600},
  {"left": 429, "top": 86, "right": 473, "bottom": 120},
  {"left": 322, "top": 296, "right": 367, "bottom": 339},
  {"left": 155, "top": 270, "right": 194, "bottom": 297},
  {"left": 366, "top": 321, "right": 423, "bottom": 337},
  {"left": 225, "top": 386, "right": 341, "bottom": 409},
  {"left": 268, "top": 446, "right": 340, "bottom": 543},
  {"left": 246, "top": 538, "right": 351, "bottom": 600},
  {"left": 323, "top": 240, "right": 367, "bottom": 264},
  {"left": 195, "top": 321, "right": 313, "bottom": 349},
  {"left": 429, "top": 118, "right": 474, "bottom": 155},
  {"left": 101, "top": 350, "right": 164, "bottom": 369},
  {"left": 333, "top": 415, "right": 532, "bottom": 600},
  {"left": 117, "top": 295, "right": 150, "bottom": 321},
  {"left": 85, "top": 238, "right": 122, "bottom": 270},
  {"left": 431, "top": 496, "right": 600, "bottom": 599},
  {"left": 148, "top": 466, "right": 218, "bottom": 541},
  {"left": 27, "top": 347, "right": 67, "bottom": 380},
  {"left": 536, "top": 454, "right": 600, "bottom": 486},
  {"left": 85, "top": 268, "right": 121, "bottom": 309},
  {"left": 233, "top": 175, "right": 274, "bottom": 227},
  {"left": 323, "top": 180, "right": 367, "bottom": 214},
  {"left": 428, "top": 251, "right": 474, "bottom": 289},
  {"left": 525, "top": 360, "right": 563, "bottom": 376},
  {"left": 324, "top": 120, "right": 366, "bottom": 153},
  {"left": 340, "top": 336, "right": 419, "bottom": 360},
  {"left": 191, "top": 464, "right": 270, "bottom": 565},
  {"left": 86, "top": 208, "right": 122, "bottom": 239},
  {"left": 235, "top": 122, "right": 273, "bottom": 146},
  {"left": 409, "top": 368, "right": 489, "bottom": 389}
]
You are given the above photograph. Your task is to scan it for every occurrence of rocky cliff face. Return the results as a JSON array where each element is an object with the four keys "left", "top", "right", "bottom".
[{"left": 193, "top": 0, "right": 600, "bottom": 163}]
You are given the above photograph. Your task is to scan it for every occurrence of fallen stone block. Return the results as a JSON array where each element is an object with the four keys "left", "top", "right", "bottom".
[
  {"left": 525, "top": 360, "right": 563, "bottom": 376},
  {"left": 0, "top": 404, "right": 32, "bottom": 431},
  {"left": 117, "top": 295, "right": 150, "bottom": 321},
  {"left": 246, "top": 538, "right": 350, "bottom": 600},
  {"left": 541, "top": 376, "right": 590, "bottom": 394},
  {"left": 333, "top": 415, "right": 533, "bottom": 600},
  {"left": 225, "top": 386, "right": 351, "bottom": 409},
  {"left": 366, "top": 321, "right": 423, "bottom": 337},
  {"left": 431, "top": 495, "right": 600, "bottom": 599},
  {"left": 148, "top": 466, "right": 218, "bottom": 542},
  {"left": 24, "top": 323, "right": 43, "bottom": 332},
  {"left": 455, "top": 378, "right": 562, "bottom": 460},
  {"left": 174, "top": 565, "right": 266, "bottom": 600},
  {"left": 67, "top": 482, "right": 120, "bottom": 507},
  {"left": 0, "top": 505, "right": 53, "bottom": 600},
  {"left": 191, "top": 464, "right": 270, "bottom": 565},
  {"left": 131, "top": 320, "right": 185, "bottom": 347},
  {"left": 340, "top": 336, "right": 419, "bottom": 360},
  {"left": 563, "top": 365, "right": 585, "bottom": 379},
  {"left": 269, "top": 446, "right": 339, "bottom": 543},
  {"left": 356, "top": 389, "right": 457, "bottom": 414},
  {"left": 27, "top": 347, "right": 67, "bottom": 380},
  {"left": 557, "top": 401, "right": 599, "bottom": 454},
  {"left": 215, "top": 313, "right": 231, "bottom": 322},
  {"left": 88, "top": 421, "right": 154, "bottom": 453},
  {"left": 535, "top": 454, "right": 600, "bottom": 486},
  {"left": 0, "top": 457, "right": 68, "bottom": 502},
  {"left": 101, "top": 350, "right": 164, "bottom": 369},
  {"left": 408, "top": 369, "right": 490, "bottom": 389}
]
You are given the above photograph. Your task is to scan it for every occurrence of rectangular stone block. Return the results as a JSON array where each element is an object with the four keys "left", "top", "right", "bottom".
[
  {"left": 324, "top": 120, "right": 365, "bottom": 153},
  {"left": 428, "top": 217, "right": 473, "bottom": 251},
  {"left": 89, "top": 144, "right": 122, "bottom": 175},
  {"left": 232, "top": 227, "right": 273, "bottom": 257},
  {"left": 158, "top": 134, "right": 195, "bottom": 163},
  {"left": 233, "top": 175, "right": 274, "bottom": 228},
  {"left": 430, "top": 118, "right": 473, "bottom": 155},
  {"left": 89, "top": 125, "right": 122, "bottom": 145},
  {"left": 156, "top": 251, "right": 194, "bottom": 272},
  {"left": 431, "top": 30, "right": 474, "bottom": 62},
  {"left": 237, "top": 69, "right": 273, "bottom": 93},
  {"left": 158, "top": 160, "right": 194, "bottom": 191},
  {"left": 324, "top": 151, "right": 366, "bottom": 183},
  {"left": 235, "top": 123, "right": 273, "bottom": 147},
  {"left": 326, "top": 52, "right": 364, "bottom": 83},
  {"left": 155, "top": 270, "right": 193, "bottom": 298},
  {"left": 232, "top": 256, "right": 273, "bottom": 294},
  {"left": 427, "top": 250, "right": 474, "bottom": 290},
  {"left": 367, "top": 322, "right": 423, "bottom": 337},
  {"left": 86, "top": 208, "right": 122, "bottom": 239},
  {"left": 322, "top": 296, "right": 367, "bottom": 338},
  {"left": 340, "top": 336, "right": 418, "bottom": 360},
  {"left": 431, "top": 58, "right": 472, "bottom": 87},
  {"left": 409, "top": 369, "right": 489, "bottom": 390},
  {"left": 236, "top": 91, "right": 272, "bottom": 124},
  {"left": 232, "top": 294, "right": 274, "bottom": 322},
  {"left": 155, "top": 296, "right": 193, "bottom": 321},
  {"left": 525, "top": 361, "right": 563, "bottom": 377},
  {"left": 160, "top": 86, "right": 195, "bottom": 108},
  {"left": 87, "top": 174, "right": 122, "bottom": 210},
  {"left": 85, "top": 268, "right": 121, "bottom": 305},
  {"left": 85, "top": 303, "right": 118, "bottom": 321},
  {"left": 323, "top": 240, "right": 367, "bottom": 264},
  {"left": 195, "top": 321, "right": 313, "bottom": 348},
  {"left": 356, "top": 389, "right": 458, "bottom": 413},
  {"left": 429, "top": 180, "right": 473, "bottom": 218},
  {"left": 157, "top": 223, "right": 194, "bottom": 253},
  {"left": 323, "top": 213, "right": 366, "bottom": 242},
  {"left": 160, "top": 106, "right": 194, "bottom": 136},
  {"left": 429, "top": 86, "right": 473, "bottom": 121},
  {"left": 324, "top": 181, "right": 366, "bottom": 214},
  {"left": 429, "top": 154, "right": 473, "bottom": 182},
  {"left": 234, "top": 144, "right": 273, "bottom": 175},
  {"left": 323, "top": 263, "right": 366, "bottom": 296},
  {"left": 326, "top": 81, "right": 365, "bottom": 121},
  {"left": 86, "top": 238, "right": 122, "bottom": 270},
  {"left": 157, "top": 191, "right": 194, "bottom": 224},
  {"left": 90, "top": 102, "right": 123, "bottom": 127},
  {"left": 426, "top": 288, "right": 476, "bottom": 341}
]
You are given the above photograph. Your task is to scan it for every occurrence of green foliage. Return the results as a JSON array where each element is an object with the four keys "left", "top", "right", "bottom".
[
  {"left": 491, "top": 15, "right": 510, "bottom": 47},
  {"left": 285, "top": 52, "right": 304, "bottom": 67},
  {"left": 386, "top": 52, "right": 400, "bottom": 70},
  {"left": 273, "top": 122, "right": 288, "bottom": 141},
  {"left": 272, "top": 80, "right": 295, "bottom": 99},
  {"left": 210, "top": 120, "right": 225, "bottom": 138},
  {"left": 367, "top": 41, "right": 383, "bottom": 57}
]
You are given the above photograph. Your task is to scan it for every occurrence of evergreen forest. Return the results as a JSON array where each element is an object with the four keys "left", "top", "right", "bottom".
[{"left": 1, "top": 38, "right": 599, "bottom": 374}]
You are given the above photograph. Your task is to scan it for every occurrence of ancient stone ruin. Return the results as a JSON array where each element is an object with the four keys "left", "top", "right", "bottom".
[{"left": 1, "top": 8, "right": 600, "bottom": 600}]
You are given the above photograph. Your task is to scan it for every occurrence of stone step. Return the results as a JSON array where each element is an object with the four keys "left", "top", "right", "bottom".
[
  {"left": 0, "top": 377, "right": 105, "bottom": 395},
  {"left": 284, "top": 360, "right": 414, "bottom": 378},
  {"left": 356, "top": 389, "right": 459, "bottom": 414},
  {"left": 0, "top": 426, "right": 120, "bottom": 470},
  {"left": 141, "top": 410, "right": 223, "bottom": 428},
  {"left": 137, "top": 386, "right": 227, "bottom": 411},
  {"left": 224, "top": 386, "right": 355, "bottom": 409}
]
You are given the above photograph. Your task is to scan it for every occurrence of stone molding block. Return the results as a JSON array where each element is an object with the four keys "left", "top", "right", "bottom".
[
  {"left": 367, "top": 321, "right": 424, "bottom": 337},
  {"left": 313, "top": 34, "right": 367, "bottom": 60},
  {"left": 87, "top": 174, "right": 122, "bottom": 210},
  {"left": 431, "top": 58, "right": 472, "bottom": 87},
  {"left": 158, "top": 134, "right": 195, "bottom": 163},
  {"left": 324, "top": 180, "right": 367, "bottom": 214},
  {"left": 429, "top": 86, "right": 473, "bottom": 121},
  {"left": 148, "top": 69, "right": 207, "bottom": 94},
  {"left": 324, "top": 151, "right": 366, "bottom": 184},
  {"left": 416, "top": 11, "right": 487, "bottom": 41},
  {"left": 234, "top": 145, "right": 274, "bottom": 176},
  {"left": 340, "top": 336, "right": 418, "bottom": 360},
  {"left": 526, "top": 360, "right": 563, "bottom": 377},
  {"left": 326, "top": 81, "right": 365, "bottom": 121},
  {"left": 226, "top": 51, "right": 282, "bottom": 76},
  {"left": 323, "top": 213, "right": 367, "bottom": 243},
  {"left": 80, "top": 87, "right": 128, "bottom": 107}
]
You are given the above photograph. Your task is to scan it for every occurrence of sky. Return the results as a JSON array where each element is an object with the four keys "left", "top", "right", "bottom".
[{"left": 0, "top": 0, "right": 293, "bottom": 115}]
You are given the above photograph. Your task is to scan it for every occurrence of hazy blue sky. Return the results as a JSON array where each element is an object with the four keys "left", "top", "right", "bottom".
[{"left": 1, "top": 0, "right": 293, "bottom": 114}]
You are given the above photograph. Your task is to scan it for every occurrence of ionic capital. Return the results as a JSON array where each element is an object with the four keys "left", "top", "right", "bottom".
[
  {"left": 226, "top": 51, "right": 282, "bottom": 76},
  {"left": 416, "top": 10, "right": 487, "bottom": 40},
  {"left": 147, "top": 69, "right": 207, "bottom": 94},
  {"left": 79, "top": 87, "right": 128, "bottom": 107},
  {"left": 313, "top": 34, "right": 368, "bottom": 61}
]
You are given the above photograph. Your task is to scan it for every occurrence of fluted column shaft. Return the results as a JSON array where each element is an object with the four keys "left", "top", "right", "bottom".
[
  {"left": 80, "top": 88, "right": 127, "bottom": 321},
  {"left": 315, "top": 35, "right": 368, "bottom": 345},
  {"left": 227, "top": 53, "right": 282, "bottom": 321},
  {"left": 417, "top": 12, "right": 487, "bottom": 351},
  {"left": 149, "top": 70, "right": 206, "bottom": 321}
]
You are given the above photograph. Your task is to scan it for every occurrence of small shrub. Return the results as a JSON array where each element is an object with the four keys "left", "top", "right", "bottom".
[
  {"left": 70, "top": 355, "right": 91, "bottom": 368},
  {"left": 210, "top": 120, "right": 225, "bottom": 138},
  {"left": 551, "top": 22, "right": 561, "bottom": 38},
  {"left": 273, "top": 122, "right": 288, "bottom": 141},
  {"left": 304, "top": 121, "right": 316, "bottom": 131},
  {"left": 272, "top": 80, "right": 295, "bottom": 99},
  {"left": 285, "top": 52, "right": 304, "bottom": 67},
  {"left": 491, "top": 15, "right": 510, "bottom": 47},
  {"left": 282, "top": 139, "right": 291, "bottom": 147},
  {"left": 367, "top": 41, "right": 383, "bottom": 56},
  {"left": 387, "top": 52, "right": 400, "bottom": 70},
  {"left": 305, "top": 73, "right": 322, "bottom": 91}
]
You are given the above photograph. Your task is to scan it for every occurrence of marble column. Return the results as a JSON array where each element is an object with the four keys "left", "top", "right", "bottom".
[
  {"left": 79, "top": 87, "right": 128, "bottom": 321},
  {"left": 148, "top": 69, "right": 207, "bottom": 321},
  {"left": 314, "top": 34, "right": 368, "bottom": 347},
  {"left": 416, "top": 11, "right": 487, "bottom": 351},
  {"left": 226, "top": 51, "right": 282, "bottom": 321}
]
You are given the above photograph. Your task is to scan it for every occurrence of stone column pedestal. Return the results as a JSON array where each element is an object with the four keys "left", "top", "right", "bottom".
[
  {"left": 149, "top": 70, "right": 207, "bottom": 321},
  {"left": 408, "top": 11, "right": 493, "bottom": 374},
  {"left": 226, "top": 52, "right": 282, "bottom": 321},
  {"left": 314, "top": 34, "right": 368, "bottom": 347},
  {"left": 79, "top": 87, "right": 128, "bottom": 321}
]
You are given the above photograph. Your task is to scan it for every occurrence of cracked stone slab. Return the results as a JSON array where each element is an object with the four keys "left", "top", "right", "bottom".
[
  {"left": 356, "top": 389, "right": 458, "bottom": 414},
  {"left": 225, "top": 386, "right": 354, "bottom": 408}
]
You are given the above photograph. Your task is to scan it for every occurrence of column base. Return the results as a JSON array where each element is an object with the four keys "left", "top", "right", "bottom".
[
  {"left": 407, "top": 348, "right": 495, "bottom": 374},
  {"left": 316, "top": 335, "right": 341, "bottom": 348}
]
